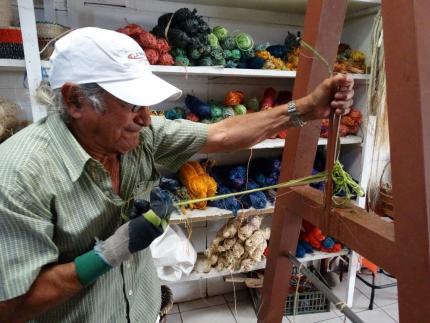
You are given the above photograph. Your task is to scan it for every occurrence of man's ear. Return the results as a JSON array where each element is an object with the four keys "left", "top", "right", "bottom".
[{"left": 61, "top": 83, "right": 83, "bottom": 119}]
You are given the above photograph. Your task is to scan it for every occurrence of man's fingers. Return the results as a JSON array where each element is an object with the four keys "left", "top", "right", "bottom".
[
  {"left": 331, "top": 99, "right": 353, "bottom": 113},
  {"left": 334, "top": 89, "right": 354, "bottom": 101}
]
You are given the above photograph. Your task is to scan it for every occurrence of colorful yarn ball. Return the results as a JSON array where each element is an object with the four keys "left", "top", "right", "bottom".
[
  {"left": 171, "top": 47, "right": 186, "bottom": 57},
  {"left": 241, "top": 181, "right": 267, "bottom": 209},
  {"left": 255, "top": 50, "right": 271, "bottom": 60},
  {"left": 223, "top": 49, "right": 232, "bottom": 59},
  {"left": 241, "top": 48, "right": 255, "bottom": 58},
  {"left": 247, "top": 97, "right": 260, "bottom": 111},
  {"left": 188, "top": 48, "right": 202, "bottom": 60},
  {"left": 159, "top": 176, "right": 181, "bottom": 192},
  {"left": 247, "top": 56, "right": 265, "bottom": 69},
  {"left": 234, "top": 32, "right": 254, "bottom": 51},
  {"left": 224, "top": 90, "right": 244, "bottom": 106},
  {"left": 157, "top": 38, "right": 171, "bottom": 53},
  {"left": 185, "top": 94, "right": 211, "bottom": 119},
  {"left": 165, "top": 107, "right": 185, "bottom": 120},
  {"left": 267, "top": 45, "right": 288, "bottom": 58},
  {"left": 230, "top": 49, "right": 241, "bottom": 60},
  {"left": 208, "top": 33, "right": 220, "bottom": 48},
  {"left": 225, "top": 60, "right": 238, "bottom": 68},
  {"left": 322, "top": 237, "right": 335, "bottom": 249},
  {"left": 228, "top": 166, "right": 247, "bottom": 189},
  {"left": 222, "top": 107, "right": 235, "bottom": 119},
  {"left": 210, "top": 47, "right": 224, "bottom": 60},
  {"left": 236, "top": 59, "right": 248, "bottom": 69},
  {"left": 158, "top": 52, "right": 174, "bottom": 65},
  {"left": 262, "top": 60, "right": 277, "bottom": 70},
  {"left": 212, "top": 26, "right": 229, "bottom": 41},
  {"left": 198, "top": 56, "right": 213, "bottom": 66},
  {"left": 167, "top": 28, "right": 191, "bottom": 49},
  {"left": 214, "top": 57, "right": 226, "bottom": 66},
  {"left": 209, "top": 185, "right": 240, "bottom": 215},
  {"left": 186, "top": 112, "right": 200, "bottom": 122},
  {"left": 174, "top": 55, "right": 190, "bottom": 66},
  {"left": 234, "top": 104, "right": 247, "bottom": 115},
  {"left": 179, "top": 161, "right": 217, "bottom": 209},
  {"left": 210, "top": 103, "right": 223, "bottom": 119},
  {"left": 138, "top": 32, "right": 158, "bottom": 49},
  {"left": 220, "top": 36, "right": 236, "bottom": 50},
  {"left": 260, "top": 87, "right": 277, "bottom": 110},
  {"left": 144, "top": 48, "right": 159, "bottom": 65}
]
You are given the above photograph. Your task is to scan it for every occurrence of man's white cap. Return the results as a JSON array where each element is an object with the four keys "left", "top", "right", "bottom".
[{"left": 49, "top": 27, "right": 182, "bottom": 107}]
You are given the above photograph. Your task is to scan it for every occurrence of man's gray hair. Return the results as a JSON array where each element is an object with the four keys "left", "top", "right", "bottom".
[{"left": 35, "top": 82, "right": 106, "bottom": 123}]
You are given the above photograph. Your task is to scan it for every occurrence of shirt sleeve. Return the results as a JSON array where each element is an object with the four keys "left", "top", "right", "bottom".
[
  {"left": 150, "top": 117, "right": 209, "bottom": 172},
  {"left": 0, "top": 176, "right": 58, "bottom": 301}
]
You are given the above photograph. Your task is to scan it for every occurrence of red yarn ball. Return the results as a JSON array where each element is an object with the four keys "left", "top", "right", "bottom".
[
  {"left": 186, "top": 112, "right": 200, "bottom": 122},
  {"left": 144, "top": 48, "right": 159, "bottom": 65},
  {"left": 138, "top": 32, "right": 158, "bottom": 49},
  {"left": 156, "top": 38, "right": 171, "bottom": 53},
  {"left": 158, "top": 52, "right": 174, "bottom": 65}
]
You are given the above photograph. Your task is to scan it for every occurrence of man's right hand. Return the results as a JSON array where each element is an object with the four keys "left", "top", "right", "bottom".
[{"left": 74, "top": 187, "right": 174, "bottom": 285}]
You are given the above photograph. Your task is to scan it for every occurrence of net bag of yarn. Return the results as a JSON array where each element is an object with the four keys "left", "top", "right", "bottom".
[{"left": 36, "top": 22, "right": 70, "bottom": 59}]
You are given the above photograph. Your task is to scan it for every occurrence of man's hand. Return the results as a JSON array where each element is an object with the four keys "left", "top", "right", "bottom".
[
  {"left": 74, "top": 187, "right": 174, "bottom": 285},
  {"left": 299, "top": 73, "right": 355, "bottom": 121}
]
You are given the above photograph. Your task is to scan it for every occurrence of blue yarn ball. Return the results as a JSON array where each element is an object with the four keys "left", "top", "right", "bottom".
[
  {"left": 322, "top": 237, "right": 335, "bottom": 249},
  {"left": 228, "top": 166, "right": 247, "bottom": 189},
  {"left": 185, "top": 95, "right": 211, "bottom": 119},
  {"left": 267, "top": 45, "right": 288, "bottom": 58},
  {"left": 247, "top": 56, "right": 265, "bottom": 69},
  {"left": 209, "top": 185, "right": 241, "bottom": 216}
]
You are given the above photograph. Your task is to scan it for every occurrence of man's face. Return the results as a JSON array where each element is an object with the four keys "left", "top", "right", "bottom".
[{"left": 72, "top": 90, "right": 152, "bottom": 155}]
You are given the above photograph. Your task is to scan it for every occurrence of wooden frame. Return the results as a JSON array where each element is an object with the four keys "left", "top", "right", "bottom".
[{"left": 258, "top": 1, "right": 430, "bottom": 322}]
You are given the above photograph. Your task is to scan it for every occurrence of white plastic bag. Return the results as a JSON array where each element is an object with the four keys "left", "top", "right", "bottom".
[{"left": 150, "top": 224, "right": 197, "bottom": 281}]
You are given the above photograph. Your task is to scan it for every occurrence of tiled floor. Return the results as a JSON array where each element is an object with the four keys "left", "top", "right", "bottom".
[{"left": 166, "top": 272, "right": 399, "bottom": 323}]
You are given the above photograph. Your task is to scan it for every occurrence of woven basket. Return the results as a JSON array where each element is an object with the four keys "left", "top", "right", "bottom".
[
  {"left": 0, "top": 0, "right": 12, "bottom": 27},
  {"left": 36, "top": 22, "right": 70, "bottom": 59},
  {"left": 378, "top": 162, "right": 394, "bottom": 218}
]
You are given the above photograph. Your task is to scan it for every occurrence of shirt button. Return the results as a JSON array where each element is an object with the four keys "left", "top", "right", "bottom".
[{"left": 128, "top": 290, "right": 133, "bottom": 296}]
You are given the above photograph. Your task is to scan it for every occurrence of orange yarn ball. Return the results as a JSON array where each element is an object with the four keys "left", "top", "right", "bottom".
[
  {"left": 179, "top": 162, "right": 217, "bottom": 209},
  {"left": 144, "top": 48, "right": 159, "bottom": 64},
  {"left": 224, "top": 90, "right": 245, "bottom": 106}
]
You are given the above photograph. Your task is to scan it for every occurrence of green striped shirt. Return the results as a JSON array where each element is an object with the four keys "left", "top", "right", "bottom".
[{"left": 0, "top": 113, "right": 208, "bottom": 323}]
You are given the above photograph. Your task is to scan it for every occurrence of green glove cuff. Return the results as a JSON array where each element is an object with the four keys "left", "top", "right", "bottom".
[{"left": 74, "top": 249, "right": 112, "bottom": 286}]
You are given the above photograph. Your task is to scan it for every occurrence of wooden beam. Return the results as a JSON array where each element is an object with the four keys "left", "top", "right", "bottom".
[
  {"left": 381, "top": 1, "right": 430, "bottom": 321},
  {"left": 258, "top": 1, "right": 347, "bottom": 322},
  {"left": 287, "top": 186, "right": 397, "bottom": 274}
]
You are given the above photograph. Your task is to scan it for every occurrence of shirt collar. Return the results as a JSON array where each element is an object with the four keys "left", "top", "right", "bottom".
[{"left": 46, "top": 113, "right": 92, "bottom": 182}]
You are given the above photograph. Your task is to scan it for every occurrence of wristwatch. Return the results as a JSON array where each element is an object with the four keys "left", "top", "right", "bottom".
[{"left": 287, "top": 100, "right": 306, "bottom": 128}]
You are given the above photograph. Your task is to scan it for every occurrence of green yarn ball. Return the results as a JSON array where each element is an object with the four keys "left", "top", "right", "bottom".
[
  {"left": 188, "top": 48, "right": 202, "bottom": 60},
  {"left": 214, "top": 57, "right": 226, "bottom": 66},
  {"left": 212, "top": 26, "right": 229, "bottom": 41},
  {"left": 222, "top": 107, "right": 235, "bottom": 118},
  {"left": 255, "top": 42, "right": 270, "bottom": 51},
  {"left": 247, "top": 97, "right": 260, "bottom": 111},
  {"left": 198, "top": 56, "right": 213, "bottom": 66},
  {"left": 208, "top": 33, "right": 220, "bottom": 48},
  {"left": 210, "top": 103, "right": 223, "bottom": 119},
  {"left": 174, "top": 55, "right": 190, "bottom": 66},
  {"left": 231, "top": 49, "right": 241, "bottom": 60},
  {"left": 234, "top": 104, "right": 247, "bottom": 115},
  {"left": 225, "top": 60, "right": 238, "bottom": 68},
  {"left": 223, "top": 49, "right": 232, "bottom": 59},
  {"left": 241, "top": 48, "right": 255, "bottom": 58},
  {"left": 171, "top": 47, "right": 186, "bottom": 57},
  {"left": 221, "top": 36, "right": 236, "bottom": 50},
  {"left": 210, "top": 47, "right": 224, "bottom": 60},
  {"left": 234, "top": 32, "right": 254, "bottom": 51}
]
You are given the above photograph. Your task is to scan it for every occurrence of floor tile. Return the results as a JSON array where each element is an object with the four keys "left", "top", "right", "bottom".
[
  {"left": 228, "top": 299, "right": 258, "bottom": 323},
  {"left": 179, "top": 295, "right": 226, "bottom": 313},
  {"left": 170, "top": 304, "right": 180, "bottom": 314},
  {"left": 341, "top": 308, "right": 397, "bottom": 323},
  {"left": 380, "top": 303, "right": 399, "bottom": 322},
  {"left": 355, "top": 273, "right": 398, "bottom": 307},
  {"left": 181, "top": 304, "right": 236, "bottom": 323},
  {"left": 286, "top": 310, "right": 338, "bottom": 323},
  {"left": 224, "top": 290, "right": 251, "bottom": 303},
  {"left": 166, "top": 313, "right": 182, "bottom": 323}
]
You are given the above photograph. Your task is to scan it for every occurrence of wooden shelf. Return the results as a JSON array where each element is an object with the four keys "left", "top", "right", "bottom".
[
  {"left": 0, "top": 60, "right": 369, "bottom": 83},
  {"left": 165, "top": 249, "right": 349, "bottom": 283},
  {"left": 170, "top": 203, "right": 275, "bottom": 224},
  {"left": 252, "top": 135, "right": 363, "bottom": 149}
]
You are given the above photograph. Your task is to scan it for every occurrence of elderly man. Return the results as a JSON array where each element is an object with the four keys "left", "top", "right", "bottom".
[{"left": 0, "top": 27, "right": 354, "bottom": 323}]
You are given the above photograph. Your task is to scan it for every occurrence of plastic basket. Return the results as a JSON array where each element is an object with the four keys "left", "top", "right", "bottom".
[{"left": 249, "top": 284, "right": 330, "bottom": 317}]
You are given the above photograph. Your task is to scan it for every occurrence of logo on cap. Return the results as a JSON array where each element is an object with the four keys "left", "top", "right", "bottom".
[{"left": 128, "top": 51, "right": 146, "bottom": 60}]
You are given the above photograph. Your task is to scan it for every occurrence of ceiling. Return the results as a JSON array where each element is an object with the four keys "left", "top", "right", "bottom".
[{"left": 162, "top": 0, "right": 380, "bottom": 15}]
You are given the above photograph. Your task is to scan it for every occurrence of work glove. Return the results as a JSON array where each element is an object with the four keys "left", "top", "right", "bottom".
[{"left": 74, "top": 187, "right": 174, "bottom": 286}]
